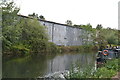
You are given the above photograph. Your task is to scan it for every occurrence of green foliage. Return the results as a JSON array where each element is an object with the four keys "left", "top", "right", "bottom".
[
  {"left": 69, "top": 65, "right": 95, "bottom": 78},
  {"left": 11, "top": 44, "right": 30, "bottom": 56},
  {"left": 80, "top": 23, "right": 92, "bottom": 31},
  {"left": 28, "top": 13, "right": 45, "bottom": 20},
  {"left": 2, "top": 2, "right": 20, "bottom": 27},
  {"left": 2, "top": 1, "right": 58, "bottom": 56},
  {"left": 93, "top": 67, "right": 116, "bottom": 78},
  {"left": 17, "top": 18, "right": 48, "bottom": 53},
  {"left": 74, "top": 23, "right": 118, "bottom": 46},
  {"left": 2, "top": 1, "right": 119, "bottom": 57},
  {"left": 2, "top": 2, "right": 20, "bottom": 52},
  {"left": 39, "top": 15, "right": 45, "bottom": 20},
  {"left": 59, "top": 45, "right": 98, "bottom": 53},
  {"left": 99, "top": 29, "right": 118, "bottom": 45},
  {"left": 65, "top": 20, "right": 72, "bottom": 26},
  {"left": 118, "top": 30, "right": 120, "bottom": 45},
  {"left": 96, "top": 24, "right": 103, "bottom": 30},
  {"left": 46, "top": 42, "right": 59, "bottom": 53},
  {"left": 3, "top": 15, "right": 50, "bottom": 55},
  {"left": 75, "top": 24, "right": 96, "bottom": 45},
  {"left": 93, "top": 25, "right": 118, "bottom": 50},
  {"left": 74, "top": 23, "right": 119, "bottom": 47},
  {"left": 68, "top": 59, "right": 118, "bottom": 79},
  {"left": 104, "top": 59, "right": 119, "bottom": 71}
]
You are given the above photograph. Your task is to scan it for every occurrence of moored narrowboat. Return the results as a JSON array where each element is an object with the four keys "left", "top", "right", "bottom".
[{"left": 96, "top": 46, "right": 120, "bottom": 68}]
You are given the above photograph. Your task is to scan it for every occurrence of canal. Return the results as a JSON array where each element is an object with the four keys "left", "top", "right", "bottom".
[{"left": 3, "top": 51, "right": 96, "bottom": 78}]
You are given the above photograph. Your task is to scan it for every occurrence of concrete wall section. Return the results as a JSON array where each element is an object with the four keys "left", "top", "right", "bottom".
[
  {"left": 66, "top": 26, "right": 74, "bottom": 46},
  {"left": 39, "top": 20, "right": 84, "bottom": 46},
  {"left": 53, "top": 24, "right": 67, "bottom": 46},
  {"left": 39, "top": 21, "right": 53, "bottom": 42},
  {"left": 66, "top": 27, "right": 83, "bottom": 46},
  {"left": 73, "top": 28, "right": 82, "bottom": 46}
]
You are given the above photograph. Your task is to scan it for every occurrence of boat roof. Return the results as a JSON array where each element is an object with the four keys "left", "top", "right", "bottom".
[{"left": 116, "top": 49, "right": 120, "bottom": 51}]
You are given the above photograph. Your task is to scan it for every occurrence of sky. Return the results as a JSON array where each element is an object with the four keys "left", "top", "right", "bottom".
[{"left": 14, "top": 0, "right": 120, "bottom": 29}]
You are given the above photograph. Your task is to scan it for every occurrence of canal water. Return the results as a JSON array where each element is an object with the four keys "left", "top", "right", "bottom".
[{"left": 3, "top": 52, "right": 96, "bottom": 78}]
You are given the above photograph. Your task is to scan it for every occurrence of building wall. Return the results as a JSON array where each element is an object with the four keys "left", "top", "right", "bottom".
[
  {"left": 53, "top": 24, "right": 67, "bottom": 46},
  {"left": 39, "top": 20, "right": 83, "bottom": 46},
  {"left": 66, "top": 27, "right": 83, "bottom": 46},
  {"left": 39, "top": 21, "right": 53, "bottom": 42}
]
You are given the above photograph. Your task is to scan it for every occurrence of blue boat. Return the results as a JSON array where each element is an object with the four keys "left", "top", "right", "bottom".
[{"left": 96, "top": 46, "right": 120, "bottom": 68}]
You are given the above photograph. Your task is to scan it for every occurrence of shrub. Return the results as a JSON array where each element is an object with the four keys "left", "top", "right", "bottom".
[
  {"left": 68, "top": 59, "right": 118, "bottom": 79},
  {"left": 93, "top": 67, "right": 116, "bottom": 78},
  {"left": 104, "top": 59, "right": 119, "bottom": 71},
  {"left": 11, "top": 44, "right": 30, "bottom": 56},
  {"left": 46, "top": 42, "right": 58, "bottom": 53}
]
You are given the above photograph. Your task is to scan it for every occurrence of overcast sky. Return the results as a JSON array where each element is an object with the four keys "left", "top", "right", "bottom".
[{"left": 14, "top": 0, "right": 119, "bottom": 29}]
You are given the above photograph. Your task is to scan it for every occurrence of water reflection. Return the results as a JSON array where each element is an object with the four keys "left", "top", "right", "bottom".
[{"left": 3, "top": 52, "right": 96, "bottom": 78}]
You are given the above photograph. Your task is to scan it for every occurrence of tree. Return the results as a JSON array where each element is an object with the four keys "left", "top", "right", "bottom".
[
  {"left": 96, "top": 24, "right": 103, "bottom": 30},
  {"left": 39, "top": 15, "right": 45, "bottom": 20},
  {"left": 17, "top": 18, "right": 48, "bottom": 53},
  {"left": 2, "top": 1, "right": 20, "bottom": 51},
  {"left": 103, "top": 29, "right": 118, "bottom": 45},
  {"left": 93, "top": 27, "right": 119, "bottom": 50},
  {"left": 2, "top": 2, "right": 49, "bottom": 55},
  {"left": 80, "top": 24, "right": 96, "bottom": 45},
  {"left": 28, "top": 13, "right": 45, "bottom": 20},
  {"left": 65, "top": 20, "right": 72, "bottom": 26},
  {"left": 28, "top": 13, "right": 38, "bottom": 18},
  {"left": 2, "top": 2, "right": 20, "bottom": 27}
]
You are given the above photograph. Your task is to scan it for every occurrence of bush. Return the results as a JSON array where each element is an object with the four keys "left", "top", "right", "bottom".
[
  {"left": 11, "top": 44, "right": 30, "bottom": 56},
  {"left": 46, "top": 42, "right": 58, "bottom": 53},
  {"left": 104, "top": 59, "right": 119, "bottom": 71},
  {"left": 68, "top": 59, "right": 118, "bottom": 79},
  {"left": 93, "top": 67, "right": 116, "bottom": 78}
]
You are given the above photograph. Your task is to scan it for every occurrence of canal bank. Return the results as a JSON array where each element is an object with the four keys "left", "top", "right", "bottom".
[
  {"left": 3, "top": 45, "right": 98, "bottom": 58},
  {"left": 3, "top": 52, "right": 119, "bottom": 79},
  {"left": 67, "top": 59, "right": 119, "bottom": 79}
]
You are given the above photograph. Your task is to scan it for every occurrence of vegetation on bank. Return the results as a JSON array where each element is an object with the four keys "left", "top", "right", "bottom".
[
  {"left": 1, "top": 1, "right": 119, "bottom": 80},
  {"left": 2, "top": 2, "right": 58, "bottom": 57},
  {"left": 1, "top": 1, "right": 120, "bottom": 57},
  {"left": 68, "top": 59, "right": 119, "bottom": 79},
  {"left": 59, "top": 45, "right": 98, "bottom": 52},
  {"left": 74, "top": 24, "right": 119, "bottom": 50}
]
